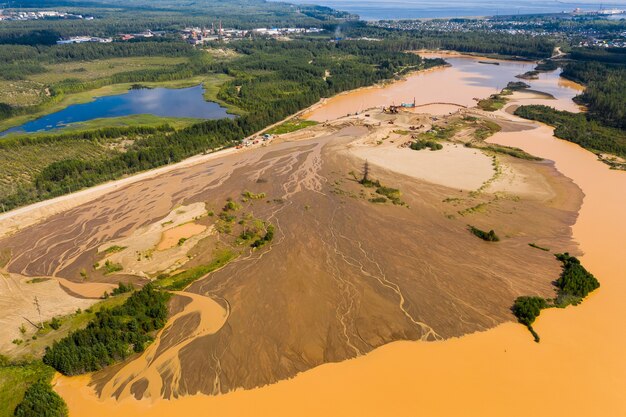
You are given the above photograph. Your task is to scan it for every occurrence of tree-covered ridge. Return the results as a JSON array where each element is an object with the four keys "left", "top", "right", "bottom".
[
  {"left": 339, "top": 22, "right": 557, "bottom": 58},
  {"left": 42, "top": 284, "right": 169, "bottom": 375}
]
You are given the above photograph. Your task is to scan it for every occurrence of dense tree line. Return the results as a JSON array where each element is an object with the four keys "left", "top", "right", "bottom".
[
  {"left": 42, "top": 284, "right": 169, "bottom": 375},
  {"left": 0, "top": 40, "right": 193, "bottom": 65},
  {"left": 0, "top": 124, "right": 173, "bottom": 150},
  {"left": 514, "top": 105, "right": 626, "bottom": 157},
  {"left": 561, "top": 59, "right": 626, "bottom": 130},
  {"left": 339, "top": 22, "right": 556, "bottom": 58}
]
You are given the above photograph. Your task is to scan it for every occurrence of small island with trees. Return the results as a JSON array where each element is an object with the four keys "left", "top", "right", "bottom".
[{"left": 513, "top": 253, "right": 600, "bottom": 342}]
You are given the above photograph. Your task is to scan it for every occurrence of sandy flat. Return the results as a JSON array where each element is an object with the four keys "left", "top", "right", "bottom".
[
  {"left": 0, "top": 273, "right": 93, "bottom": 352},
  {"left": 351, "top": 142, "right": 494, "bottom": 191}
]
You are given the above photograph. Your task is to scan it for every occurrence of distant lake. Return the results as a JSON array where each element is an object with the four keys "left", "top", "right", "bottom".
[
  {"left": 277, "top": 0, "right": 626, "bottom": 20},
  {"left": 1, "top": 85, "right": 233, "bottom": 136}
]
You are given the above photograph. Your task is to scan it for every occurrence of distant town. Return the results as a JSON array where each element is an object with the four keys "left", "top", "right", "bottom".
[
  {"left": 370, "top": 9, "right": 626, "bottom": 48},
  {"left": 0, "top": 9, "right": 93, "bottom": 21},
  {"left": 55, "top": 25, "right": 325, "bottom": 45}
]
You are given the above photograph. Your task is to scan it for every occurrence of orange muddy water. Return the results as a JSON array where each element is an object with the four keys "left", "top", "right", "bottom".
[
  {"left": 305, "top": 53, "right": 581, "bottom": 122},
  {"left": 54, "top": 54, "right": 625, "bottom": 417}
]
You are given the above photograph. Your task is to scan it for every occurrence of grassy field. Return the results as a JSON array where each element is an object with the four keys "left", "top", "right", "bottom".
[
  {"left": 266, "top": 119, "right": 318, "bottom": 135},
  {"left": 0, "top": 358, "right": 55, "bottom": 417},
  {"left": 30, "top": 56, "right": 188, "bottom": 84},
  {"left": 48, "top": 114, "right": 201, "bottom": 132},
  {"left": 0, "top": 80, "right": 47, "bottom": 107}
]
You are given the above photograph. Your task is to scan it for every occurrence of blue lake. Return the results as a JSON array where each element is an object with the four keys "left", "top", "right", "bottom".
[{"left": 1, "top": 85, "right": 233, "bottom": 136}]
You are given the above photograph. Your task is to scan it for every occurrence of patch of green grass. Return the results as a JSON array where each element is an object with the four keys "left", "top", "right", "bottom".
[
  {"left": 477, "top": 94, "right": 508, "bottom": 112},
  {"left": 242, "top": 190, "right": 266, "bottom": 200},
  {"left": 26, "top": 278, "right": 50, "bottom": 284},
  {"left": 0, "top": 249, "right": 10, "bottom": 268},
  {"left": 458, "top": 203, "right": 488, "bottom": 216},
  {"left": 10, "top": 294, "right": 131, "bottom": 359},
  {"left": 51, "top": 114, "right": 200, "bottom": 133},
  {"left": 477, "top": 144, "right": 541, "bottom": 160},
  {"left": 266, "top": 119, "right": 318, "bottom": 135},
  {"left": 473, "top": 119, "right": 502, "bottom": 140},
  {"left": 103, "top": 245, "right": 127, "bottom": 254},
  {"left": 416, "top": 125, "right": 458, "bottom": 141},
  {"left": 156, "top": 248, "right": 237, "bottom": 291},
  {"left": 102, "top": 260, "right": 123, "bottom": 275}
]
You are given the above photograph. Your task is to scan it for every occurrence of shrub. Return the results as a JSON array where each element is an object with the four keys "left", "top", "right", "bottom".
[
  {"left": 512, "top": 296, "right": 548, "bottom": 326},
  {"left": 469, "top": 226, "right": 500, "bottom": 242},
  {"left": 554, "top": 253, "right": 600, "bottom": 305}
]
